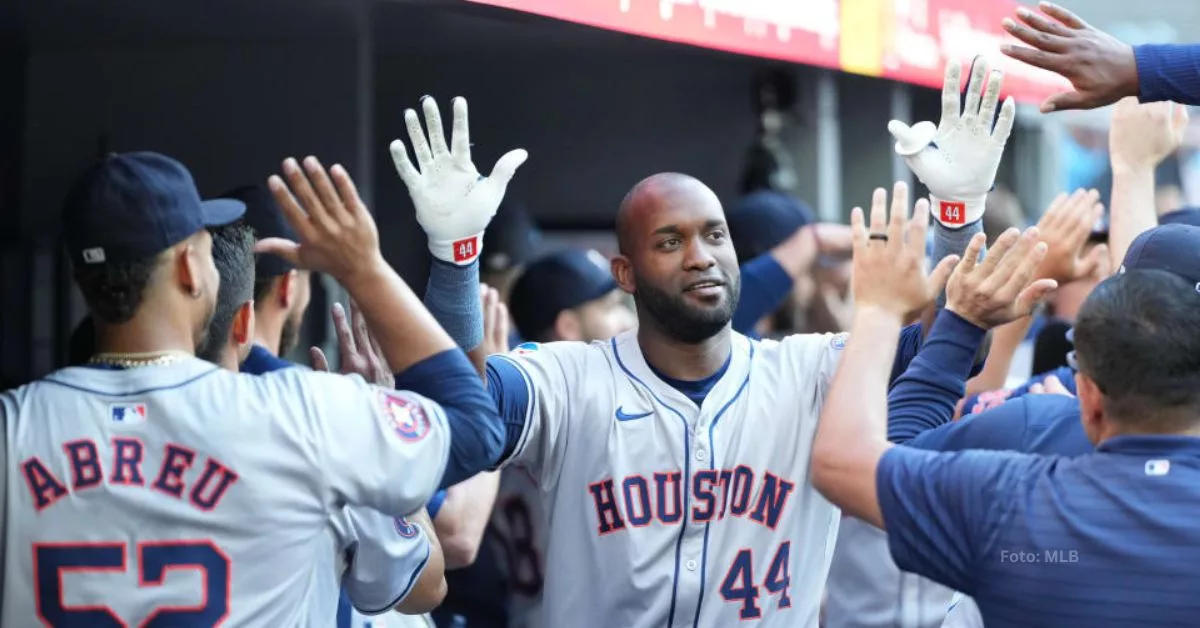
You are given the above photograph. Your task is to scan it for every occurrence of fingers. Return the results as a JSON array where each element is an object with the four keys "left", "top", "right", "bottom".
[
  {"left": 330, "top": 164, "right": 366, "bottom": 218},
  {"left": 331, "top": 302, "right": 357, "bottom": 363},
  {"left": 487, "top": 148, "right": 529, "bottom": 187},
  {"left": 977, "top": 227, "right": 1022, "bottom": 276},
  {"left": 1017, "top": 5, "right": 1077, "bottom": 38},
  {"left": 494, "top": 301, "right": 511, "bottom": 351},
  {"left": 370, "top": 332, "right": 391, "bottom": 375},
  {"left": 389, "top": 139, "right": 420, "bottom": 186},
  {"left": 992, "top": 98, "right": 1017, "bottom": 145},
  {"left": 1042, "top": 373, "right": 1074, "bottom": 396},
  {"left": 978, "top": 69, "right": 1004, "bottom": 129},
  {"left": 310, "top": 347, "right": 330, "bottom": 372},
  {"left": 1014, "top": 277, "right": 1059, "bottom": 316},
  {"left": 281, "top": 158, "right": 335, "bottom": 234},
  {"left": 955, "top": 232, "right": 988, "bottom": 276},
  {"left": 886, "top": 182, "right": 909, "bottom": 246},
  {"left": 404, "top": 107, "right": 434, "bottom": 172},
  {"left": 253, "top": 237, "right": 301, "bottom": 265},
  {"left": 850, "top": 206, "right": 868, "bottom": 252},
  {"left": 940, "top": 61, "right": 963, "bottom": 124},
  {"left": 907, "top": 198, "right": 932, "bottom": 257},
  {"left": 998, "top": 235, "right": 1048, "bottom": 298},
  {"left": 888, "top": 120, "right": 937, "bottom": 155},
  {"left": 1039, "top": 1, "right": 1087, "bottom": 30},
  {"left": 999, "top": 41, "right": 1059, "bottom": 74},
  {"left": 1040, "top": 90, "right": 1091, "bottom": 113},
  {"left": 422, "top": 96, "right": 451, "bottom": 158},
  {"left": 481, "top": 285, "right": 498, "bottom": 349},
  {"left": 1172, "top": 101, "right": 1190, "bottom": 132},
  {"left": 1077, "top": 242, "right": 1110, "bottom": 278},
  {"left": 812, "top": 223, "right": 854, "bottom": 253},
  {"left": 1037, "top": 191, "right": 1069, "bottom": 229},
  {"left": 450, "top": 97, "right": 472, "bottom": 167},
  {"left": 962, "top": 57, "right": 987, "bottom": 118},
  {"left": 349, "top": 300, "right": 372, "bottom": 363},
  {"left": 302, "top": 156, "right": 348, "bottom": 226},
  {"left": 928, "top": 254, "right": 960, "bottom": 296},
  {"left": 266, "top": 174, "right": 315, "bottom": 241},
  {"left": 868, "top": 188, "right": 888, "bottom": 238}
]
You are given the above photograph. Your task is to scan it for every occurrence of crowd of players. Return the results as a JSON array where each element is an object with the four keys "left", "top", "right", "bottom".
[{"left": 5, "top": 3, "right": 1200, "bottom": 627}]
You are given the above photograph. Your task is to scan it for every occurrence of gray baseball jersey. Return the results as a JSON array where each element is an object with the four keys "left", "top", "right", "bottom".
[
  {"left": 0, "top": 358, "right": 448, "bottom": 626},
  {"left": 824, "top": 515, "right": 956, "bottom": 628},
  {"left": 487, "top": 329, "right": 846, "bottom": 627},
  {"left": 318, "top": 507, "right": 432, "bottom": 622},
  {"left": 490, "top": 466, "right": 545, "bottom": 628}
]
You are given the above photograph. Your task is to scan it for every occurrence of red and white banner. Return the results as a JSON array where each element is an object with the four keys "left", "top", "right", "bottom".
[{"left": 465, "top": 0, "right": 1070, "bottom": 104}]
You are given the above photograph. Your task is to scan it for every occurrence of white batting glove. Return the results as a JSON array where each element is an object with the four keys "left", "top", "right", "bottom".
[
  {"left": 887, "top": 57, "right": 1015, "bottom": 229},
  {"left": 390, "top": 96, "right": 528, "bottom": 265}
]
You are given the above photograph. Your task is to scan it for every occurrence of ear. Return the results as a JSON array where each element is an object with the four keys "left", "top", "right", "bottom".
[
  {"left": 176, "top": 235, "right": 206, "bottom": 298},
  {"left": 1075, "top": 372, "right": 1105, "bottom": 445},
  {"left": 278, "top": 269, "right": 299, "bottom": 308},
  {"left": 611, "top": 256, "right": 635, "bottom": 295},
  {"left": 553, "top": 310, "right": 583, "bottom": 342},
  {"left": 232, "top": 300, "right": 255, "bottom": 347}
]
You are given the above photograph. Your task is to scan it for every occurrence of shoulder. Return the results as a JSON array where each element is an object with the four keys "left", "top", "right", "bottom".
[
  {"left": 492, "top": 337, "right": 614, "bottom": 374},
  {"left": 765, "top": 331, "right": 848, "bottom": 370}
]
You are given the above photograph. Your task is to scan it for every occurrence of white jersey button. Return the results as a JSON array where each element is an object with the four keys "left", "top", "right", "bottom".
[
  {"left": 685, "top": 559, "right": 698, "bottom": 571},
  {"left": 694, "top": 449, "right": 706, "bottom": 462}
]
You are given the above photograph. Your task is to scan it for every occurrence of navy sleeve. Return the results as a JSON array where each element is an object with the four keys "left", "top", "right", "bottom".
[
  {"left": 887, "top": 310, "right": 987, "bottom": 443},
  {"left": 1135, "top": 44, "right": 1200, "bottom": 105},
  {"left": 887, "top": 323, "right": 925, "bottom": 386},
  {"left": 732, "top": 254, "right": 793, "bottom": 335},
  {"left": 906, "top": 397, "right": 1033, "bottom": 452},
  {"left": 485, "top": 355, "right": 533, "bottom": 466},
  {"left": 393, "top": 349, "right": 503, "bottom": 488},
  {"left": 876, "top": 446, "right": 1041, "bottom": 594}
]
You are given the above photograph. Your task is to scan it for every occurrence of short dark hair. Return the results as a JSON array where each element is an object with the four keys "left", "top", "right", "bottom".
[
  {"left": 1073, "top": 269, "right": 1200, "bottom": 426},
  {"left": 73, "top": 256, "right": 160, "bottom": 324},
  {"left": 196, "top": 221, "right": 256, "bottom": 362}
]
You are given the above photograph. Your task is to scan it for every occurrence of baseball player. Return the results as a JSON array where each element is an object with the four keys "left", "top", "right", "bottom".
[
  {"left": 0, "top": 152, "right": 501, "bottom": 625},
  {"left": 203, "top": 220, "right": 448, "bottom": 624},
  {"left": 386, "top": 56, "right": 1012, "bottom": 625}
]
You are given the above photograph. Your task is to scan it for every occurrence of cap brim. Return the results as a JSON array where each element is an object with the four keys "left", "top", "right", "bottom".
[
  {"left": 200, "top": 198, "right": 246, "bottom": 227},
  {"left": 1065, "top": 327, "right": 1074, "bottom": 345}
]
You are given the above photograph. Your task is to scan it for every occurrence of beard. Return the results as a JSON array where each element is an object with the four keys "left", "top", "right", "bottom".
[
  {"left": 279, "top": 314, "right": 300, "bottom": 356},
  {"left": 635, "top": 271, "right": 740, "bottom": 344}
]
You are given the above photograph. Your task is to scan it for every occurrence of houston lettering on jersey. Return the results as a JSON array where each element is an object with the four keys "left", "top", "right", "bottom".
[
  {"left": 587, "top": 466, "right": 795, "bottom": 535},
  {"left": 20, "top": 437, "right": 239, "bottom": 513}
]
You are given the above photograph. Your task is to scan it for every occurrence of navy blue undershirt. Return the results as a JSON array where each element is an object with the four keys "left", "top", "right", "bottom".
[{"left": 646, "top": 353, "right": 732, "bottom": 407}]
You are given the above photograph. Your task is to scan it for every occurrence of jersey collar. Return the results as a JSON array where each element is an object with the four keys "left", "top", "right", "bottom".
[
  {"left": 611, "top": 328, "right": 752, "bottom": 416},
  {"left": 1098, "top": 434, "right": 1200, "bottom": 457}
]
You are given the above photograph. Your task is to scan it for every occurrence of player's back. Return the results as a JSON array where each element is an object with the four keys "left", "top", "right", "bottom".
[{"left": 1, "top": 358, "right": 448, "bottom": 627}]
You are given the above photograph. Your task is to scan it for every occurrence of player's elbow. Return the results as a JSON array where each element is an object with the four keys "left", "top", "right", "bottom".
[
  {"left": 442, "top": 388, "right": 505, "bottom": 485},
  {"left": 440, "top": 528, "right": 483, "bottom": 569},
  {"left": 395, "top": 574, "right": 447, "bottom": 615}
]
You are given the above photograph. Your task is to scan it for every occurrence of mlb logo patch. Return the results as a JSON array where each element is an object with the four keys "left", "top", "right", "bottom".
[
  {"left": 829, "top": 333, "right": 848, "bottom": 351},
  {"left": 379, "top": 391, "right": 431, "bottom": 443},
  {"left": 394, "top": 516, "right": 420, "bottom": 538},
  {"left": 1145, "top": 459, "right": 1171, "bottom": 476},
  {"left": 110, "top": 403, "right": 147, "bottom": 425},
  {"left": 511, "top": 342, "right": 539, "bottom": 356}
]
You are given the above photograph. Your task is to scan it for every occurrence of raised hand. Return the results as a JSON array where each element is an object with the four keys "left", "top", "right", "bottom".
[
  {"left": 849, "top": 182, "right": 959, "bottom": 320},
  {"left": 1033, "top": 189, "right": 1108, "bottom": 284},
  {"left": 1000, "top": 2, "right": 1138, "bottom": 113},
  {"left": 887, "top": 56, "right": 1016, "bottom": 229},
  {"left": 259, "top": 158, "right": 383, "bottom": 283},
  {"left": 944, "top": 227, "right": 1058, "bottom": 330},
  {"left": 310, "top": 301, "right": 394, "bottom": 387},
  {"left": 480, "top": 284, "right": 510, "bottom": 357},
  {"left": 390, "top": 96, "right": 528, "bottom": 265},
  {"left": 1109, "top": 97, "right": 1189, "bottom": 173}
]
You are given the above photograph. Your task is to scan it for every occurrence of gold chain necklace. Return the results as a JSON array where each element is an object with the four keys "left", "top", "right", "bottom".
[{"left": 88, "top": 351, "right": 191, "bottom": 368}]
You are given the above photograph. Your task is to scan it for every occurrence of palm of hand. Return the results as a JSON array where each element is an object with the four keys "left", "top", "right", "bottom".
[
  {"left": 412, "top": 162, "right": 490, "bottom": 233},
  {"left": 921, "top": 123, "right": 1003, "bottom": 197}
]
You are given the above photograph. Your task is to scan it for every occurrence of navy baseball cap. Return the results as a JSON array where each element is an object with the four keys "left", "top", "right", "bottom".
[
  {"left": 482, "top": 199, "right": 546, "bottom": 273},
  {"left": 220, "top": 184, "right": 297, "bottom": 278},
  {"left": 727, "top": 190, "right": 815, "bottom": 264},
  {"left": 508, "top": 249, "right": 618, "bottom": 339},
  {"left": 1119, "top": 223, "right": 1200, "bottom": 287},
  {"left": 1157, "top": 207, "right": 1200, "bottom": 228},
  {"left": 62, "top": 152, "right": 244, "bottom": 265}
]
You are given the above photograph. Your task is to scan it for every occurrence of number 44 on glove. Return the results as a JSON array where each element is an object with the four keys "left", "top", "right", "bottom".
[
  {"left": 888, "top": 57, "right": 1016, "bottom": 229},
  {"left": 390, "top": 96, "right": 528, "bottom": 265}
]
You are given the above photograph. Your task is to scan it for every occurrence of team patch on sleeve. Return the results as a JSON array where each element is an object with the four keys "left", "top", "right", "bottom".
[
  {"left": 829, "top": 333, "right": 848, "bottom": 351},
  {"left": 510, "top": 342, "right": 540, "bottom": 356},
  {"left": 394, "top": 516, "right": 420, "bottom": 538},
  {"left": 378, "top": 390, "right": 431, "bottom": 443}
]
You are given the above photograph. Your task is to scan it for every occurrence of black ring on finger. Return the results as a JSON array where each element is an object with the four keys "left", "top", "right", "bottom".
[{"left": 869, "top": 233, "right": 889, "bottom": 242}]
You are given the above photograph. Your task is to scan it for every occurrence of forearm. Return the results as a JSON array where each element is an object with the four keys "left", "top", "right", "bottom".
[
  {"left": 812, "top": 306, "right": 899, "bottom": 524},
  {"left": 1108, "top": 165, "right": 1159, "bottom": 269},
  {"left": 1136, "top": 44, "right": 1200, "bottom": 106},
  {"left": 887, "top": 310, "right": 988, "bottom": 443},
  {"left": 342, "top": 260, "right": 456, "bottom": 373},
  {"left": 395, "top": 509, "right": 447, "bottom": 614},
  {"left": 964, "top": 314, "right": 1033, "bottom": 396},
  {"left": 425, "top": 259, "right": 484, "bottom": 351},
  {"left": 931, "top": 221, "right": 983, "bottom": 310},
  {"left": 435, "top": 471, "right": 501, "bottom": 569}
]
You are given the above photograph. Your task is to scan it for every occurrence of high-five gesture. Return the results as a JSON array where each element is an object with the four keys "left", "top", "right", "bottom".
[
  {"left": 390, "top": 97, "right": 528, "bottom": 265},
  {"left": 849, "top": 182, "right": 959, "bottom": 320},
  {"left": 944, "top": 228, "right": 1058, "bottom": 329},
  {"left": 310, "top": 301, "right": 394, "bottom": 388},
  {"left": 887, "top": 57, "right": 1016, "bottom": 229}
]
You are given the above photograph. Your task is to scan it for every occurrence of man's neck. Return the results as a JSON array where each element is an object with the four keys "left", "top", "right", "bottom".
[
  {"left": 637, "top": 324, "right": 731, "bottom": 381},
  {"left": 252, "top": 310, "right": 283, "bottom": 356},
  {"left": 94, "top": 311, "right": 195, "bottom": 357},
  {"left": 215, "top": 348, "right": 240, "bottom": 373}
]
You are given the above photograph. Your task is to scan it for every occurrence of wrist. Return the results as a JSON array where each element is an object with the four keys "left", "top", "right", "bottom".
[
  {"left": 430, "top": 231, "right": 485, "bottom": 266},
  {"left": 1110, "top": 159, "right": 1156, "bottom": 178},
  {"left": 929, "top": 194, "right": 986, "bottom": 229},
  {"left": 853, "top": 303, "right": 907, "bottom": 327},
  {"left": 340, "top": 253, "right": 391, "bottom": 295}
]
